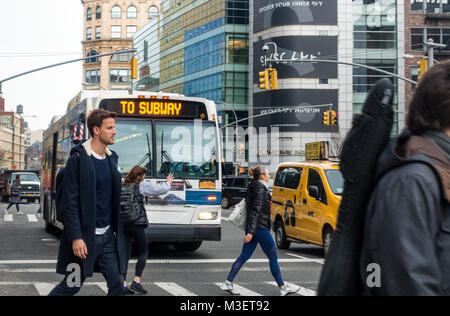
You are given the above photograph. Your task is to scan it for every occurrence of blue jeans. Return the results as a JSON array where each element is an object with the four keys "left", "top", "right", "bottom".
[
  {"left": 49, "top": 228, "right": 123, "bottom": 296},
  {"left": 226, "top": 227, "right": 284, "bottom": 287}
]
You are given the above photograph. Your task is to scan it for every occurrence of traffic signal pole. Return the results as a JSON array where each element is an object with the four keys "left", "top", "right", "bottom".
[
  {"left": 0, "top": 49, "right": 137, "bottom": 96},
  {"left": 264, "top": 58, "right": 418, "bottom": 86}
]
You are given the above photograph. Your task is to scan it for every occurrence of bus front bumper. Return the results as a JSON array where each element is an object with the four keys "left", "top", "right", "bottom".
[{"left": 144, "top": 224, "right": 221, "bottom": 242}]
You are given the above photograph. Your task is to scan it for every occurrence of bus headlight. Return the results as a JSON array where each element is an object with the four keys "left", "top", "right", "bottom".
[{"left": 198, "top": 211, "right": 218, "bottom": 220}]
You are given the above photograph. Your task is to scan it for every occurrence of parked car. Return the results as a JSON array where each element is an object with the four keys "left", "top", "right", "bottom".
[{"left": 221, "top": 175, "right": 250, "bottom": 209}]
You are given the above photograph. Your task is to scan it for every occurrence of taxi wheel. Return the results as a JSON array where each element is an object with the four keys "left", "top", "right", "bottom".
[
  {"left": 322, "top": 227, "right": 334, "bottom": 256},
  {"left": 275, "top": 219, "right": 291, "bottom": 250}
]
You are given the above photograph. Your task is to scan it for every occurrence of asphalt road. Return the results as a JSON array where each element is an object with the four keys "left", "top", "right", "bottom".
[{"left": 0, "top": 203, "right": 324, "bottom": 296}]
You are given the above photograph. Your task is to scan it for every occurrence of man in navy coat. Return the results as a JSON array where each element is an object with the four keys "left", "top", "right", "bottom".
[{"left": 49, "top": 109, "right": 126, "bottom": 296}]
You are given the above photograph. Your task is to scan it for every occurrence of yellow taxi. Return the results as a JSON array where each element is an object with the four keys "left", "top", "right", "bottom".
[{"left": 271, "top": 160, "right": 343, "bottom": 255}]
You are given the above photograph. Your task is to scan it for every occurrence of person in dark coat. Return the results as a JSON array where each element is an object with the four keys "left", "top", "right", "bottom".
[
  {"left": 121, "top": 165, "right": 173, "bottom": 295},
  {"left": 221, "top": 166, "right": 299, "bottom": 296},
  {"left": 360, "top": 61, "right": 450, "bottom": 296},
  {"left": 5, "top": 175, "right": 23, "bottom": 215},
  {"left": 49, "top": 109, "right": 126, "bottom": 296}
]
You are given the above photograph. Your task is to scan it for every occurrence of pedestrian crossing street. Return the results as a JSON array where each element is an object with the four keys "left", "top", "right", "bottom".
[{"left": 0, "top": 280, "right": 317, "bottom": 296}]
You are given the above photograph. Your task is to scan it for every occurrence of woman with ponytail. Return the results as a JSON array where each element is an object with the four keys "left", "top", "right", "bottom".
[{"left": 221, "top": 166, "right": 299, "bottom": 296}]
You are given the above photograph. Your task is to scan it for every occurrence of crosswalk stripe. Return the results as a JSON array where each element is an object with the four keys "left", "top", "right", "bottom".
[
  {"left": 215, "top": 282, "right": 262, "bottom": 296},
  {"left": 3, "top": 214, "right": 13, "bottom": 222},
  {"left": 266, "top": 282, "right": 317, "bottom": 296},
  {"left": 94, "top": 282, "right": 108, "bottom": 294},
  {"left": 34, "top": 283, "right": 57, "bottom": 296},
  {"left": 27, "top": 214, "right": 38, "bottom": 222},
  {"left": 154, "top": 282, "right": 198, "bottom": 296}
]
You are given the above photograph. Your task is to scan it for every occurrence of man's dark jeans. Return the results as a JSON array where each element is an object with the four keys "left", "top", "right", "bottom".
[{"left": 49, "top": 228, "right": 123, "bottom": 296}]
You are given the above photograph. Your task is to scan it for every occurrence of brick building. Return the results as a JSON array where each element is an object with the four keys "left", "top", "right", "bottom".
[
  {"left": 81, "top": 0, "right": 160, "bottom": 90},
  {"left": 405, "top": 0, "right": 450, "bottom": 109}
]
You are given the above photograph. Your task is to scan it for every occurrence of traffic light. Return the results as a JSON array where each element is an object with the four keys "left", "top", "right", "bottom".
[
  {"left": 331, "top": 110, "right": 338, "bottom": 126},
  {"left": 270, "top": 68, "right": 278, "bottom": 90},
  {"left": 7, "top": 153, "right": 13, "bottom": 159},
  {"left": 130, "top": 57, "right": 138, "bottom": 79},
  {"left": 322, "top": 111, "right": 330, "bottom": 126},
  {"left": 259, "top": 69, "right": 269, "bottom": 90},
  {"left": 417, "top": 58, "right": 428, "bottom": 81}
]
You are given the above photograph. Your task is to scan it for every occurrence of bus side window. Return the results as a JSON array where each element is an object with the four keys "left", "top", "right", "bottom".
[{"left": 307, "top": 169, "right": 327, "bottom": 205}]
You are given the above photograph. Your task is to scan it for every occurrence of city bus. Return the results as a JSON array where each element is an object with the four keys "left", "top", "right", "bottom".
[{"left": 41, "top": 90, "right": 222, "bottom": 251}]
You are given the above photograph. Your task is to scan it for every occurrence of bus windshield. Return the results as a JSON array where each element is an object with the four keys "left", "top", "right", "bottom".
[
  {"left": 110, "top": 119, "right": 153, "bottom": 176},
  {"left": 155, "top": 121, "right": 217, "bottom": 179},
  {"left": 110, "top": 119, "right": 218, "bottom": 179}
]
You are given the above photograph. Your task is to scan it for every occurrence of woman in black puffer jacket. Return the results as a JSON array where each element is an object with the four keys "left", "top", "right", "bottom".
[
  {"left": 122, "top": 165, "right": 173, "bottom": 295},
  {"left": 221, "top": 166, "right": 299, "bottom": 296}
]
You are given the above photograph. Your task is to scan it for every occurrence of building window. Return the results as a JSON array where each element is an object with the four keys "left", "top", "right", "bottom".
[
  {"left": 110, "top": 69, "right": 130, "bottom": 83},
  {"left": 110, "top": 51, "right": 131, "bottom": 62},
  {"left": 85, "top": 69, "right": 100, "bottom": 84},
  {"left": 127, "top": 6, "right": 137, "bottom": 19},
  {"left": 412, "top": 0, "right": 450, "bottom": 13},
  {"left": 96, "top": 6, "right": 101, "bottom": 19},
  {"left": 86, "top": 27, "right": 92, "bottom": 40},
  {"left": 148, "top": 6, "right": 159, "bottom": 18},
  {"left": 87, "top": 8, "right": 92, "bottom": 21},
  {"left": 86, "top": 50, "right": 99, "bottom": 63},
  {"left": 127, "top": 25, "right": 137, "bottom": 38},
  {"left": 411, "top": 28, "right": 424, "bottom": 50},
  {"left": 411, "top": 27, "right": 450, "bottom": 51},
  {"left": 112, "top": 5, "right": 122, "bottom": 19},
  {"left": 111, "top": 25, "right": 121, "bottom": 38},
  {"left": 95, "top": 26, "right": 101, "bottom": 39}
]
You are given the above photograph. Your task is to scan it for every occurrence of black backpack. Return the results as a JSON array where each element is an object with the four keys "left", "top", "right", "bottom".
[
  {"left": 120, "top": 184, "right": 141, "bottom": 224},
  {"left": 55, "top": 152, "right": 79, "bottom": 223}
]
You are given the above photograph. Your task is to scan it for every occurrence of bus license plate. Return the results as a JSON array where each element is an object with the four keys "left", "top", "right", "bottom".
[{"left": 27, "top": 194, "right": 33, "bottom": 196}]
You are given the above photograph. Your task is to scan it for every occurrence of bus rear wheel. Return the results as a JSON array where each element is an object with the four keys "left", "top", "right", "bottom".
[{"left": 173, "top": 241, "right": 202, "bottom": 252}]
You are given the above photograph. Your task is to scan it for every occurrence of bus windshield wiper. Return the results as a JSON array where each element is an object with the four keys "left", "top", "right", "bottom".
[{"left": 161, "top": 132, "right": 192, "bottom": 189}]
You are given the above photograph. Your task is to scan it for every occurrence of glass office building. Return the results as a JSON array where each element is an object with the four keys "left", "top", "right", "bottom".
[
  {"left": 133, "top": 0, "right": 250, "bottom": 129},
  {"left": 352, "top": 0, "right": 402, "bottom": 134}
]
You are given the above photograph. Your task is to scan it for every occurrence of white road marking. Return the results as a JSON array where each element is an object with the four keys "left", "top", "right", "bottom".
[
  {"left": 94, "top": 282, "right": 108, "bottom": 294},
  {"left": 27, "top": 214, "right": 38, "bottom": 222},
  {"left": 215, "top": 282, "right": 262, "bottom": 296},
  {"left": 3, "top": 214, "right": 13, "bottom": 222},
  {"left": 286, "top": 253, "right": 324, "bottom": 264},
  {"left": 154, "top": 282, "right": 198, "bottom": 296},
  {"left": 0, "top": 268, "right": 54, "bottom": 273},
  {"left": 34, "top": 283, "right": 57, "bottom": 296},
  {"left": 0, "top": 258, "right": 321, "bottom": 265},
  {"left": 266, "top": 281, "right": 317, "bottom": 296}
]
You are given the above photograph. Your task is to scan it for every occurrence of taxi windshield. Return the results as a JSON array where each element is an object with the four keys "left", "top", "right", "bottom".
[{"left": 324, "top": 169, "right": 344, "bottom": 195}]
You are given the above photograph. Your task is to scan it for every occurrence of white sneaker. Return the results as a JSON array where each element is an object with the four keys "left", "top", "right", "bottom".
[
  {"left": 16, "top": 211, "right": 24, "bottom": 216},
  {"left": 4, "top": 210, "right": 8, "bottom": 215},
  {"left": 280, "top": 283, "right": 299, "bottom": 296},
  {"left": 220, "top": 282, "right": 240, "bottom": 295}
]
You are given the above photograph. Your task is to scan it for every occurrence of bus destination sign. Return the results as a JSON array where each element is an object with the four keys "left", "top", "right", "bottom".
[{"left": 99, "top": 99, "right": 207, "bottom": 119}]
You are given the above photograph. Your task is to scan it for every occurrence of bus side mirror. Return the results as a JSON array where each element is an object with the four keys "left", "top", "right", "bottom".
[{"left": 308, "top": 186, "right": 319, "bottom": 200}]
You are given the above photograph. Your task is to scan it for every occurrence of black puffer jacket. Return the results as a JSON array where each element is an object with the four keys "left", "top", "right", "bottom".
[
  {"left": 245, "top": 179, "right": 271, "bottom": 234},
  {"left": 125, "top": 184, "right": 149, "bottom": 227}
]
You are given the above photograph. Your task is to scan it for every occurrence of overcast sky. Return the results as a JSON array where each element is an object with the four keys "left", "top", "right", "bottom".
[{"left": 0, "top": 0, "right": 83, "bottom": 131}]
